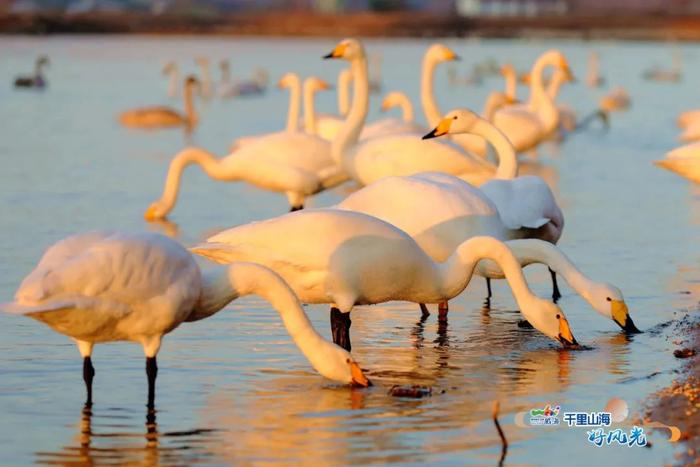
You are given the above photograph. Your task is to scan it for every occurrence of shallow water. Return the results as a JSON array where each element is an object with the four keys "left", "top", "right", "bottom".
[{"left": 1, "top": 35, "right": 699, "bottom": 465}]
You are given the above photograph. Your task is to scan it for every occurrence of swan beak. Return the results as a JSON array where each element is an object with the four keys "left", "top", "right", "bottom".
[
  {"left": 520, "top": 73, "right": 531, "bottom": 84},
  {"left": 507, "top": 96, "right": 518, "bottom": 104},
  {"left": 349, "top": 361, "right": 371, "bottom": 387},
  {"left": 144, "top": 205, "right": 160, "bottom": 221},
  {"left": 557, "top": 317, "right": 578, "bottom": 347},
  {"left": 323, "top": 43, "right": 347, "bottom": 60},
  {"left": 319, "top": 80, "right": 333, "bottom": 91},
  {"left": 380, "top": 99, "right": 391, "bottom": 112},
  {"left": 445, "top": 50, "right": 460, "bottom": 61},
  {"left": 422, "top": 117, "right": 452, "bottom": 140},
  {"left": 611, "top": 300, "right": 641, "bottom": 334}
]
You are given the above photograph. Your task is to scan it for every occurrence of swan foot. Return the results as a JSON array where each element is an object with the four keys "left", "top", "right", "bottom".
[
  {"left": 146, "top": 357, "right": 158, "bottom": 410},
  {"left": 438, "top": 301, "right": 449, "bottom": 322},
  {"left": 289, "top": 205, "right": 304, "bottom": 212},
  {"left": 83, "top": 357, "right": 95, "bottom": 407},
  {"left": 330, "top": 307, "right": 352, "bottom": 352},
  {"left": 419, "top": 303, "right": 430, "bottom": 318},
  {"left": 550, "top": 268, "right": 561, "bottom": 303}
]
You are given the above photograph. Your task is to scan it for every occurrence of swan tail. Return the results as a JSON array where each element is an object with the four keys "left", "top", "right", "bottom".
[
  {"left": 0, "top": 300, "right": 72, "bottom": 316},
  {"left": 189, "top": 243, "right": 239, "bottom": 264}
]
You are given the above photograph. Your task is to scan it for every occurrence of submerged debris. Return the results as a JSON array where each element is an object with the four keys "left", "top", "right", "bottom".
[{"left": 388, "top": 385, "right": 432, "bottom": 398}]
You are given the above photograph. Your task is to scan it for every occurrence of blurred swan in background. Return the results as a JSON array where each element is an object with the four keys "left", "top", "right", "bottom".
[
  {"left": 586, "top": 51, "right": 605, "bottom": 88},
  {"left": 654, "top": 142, "right": 700, "bottom": 184},
  {"left": 0, "top": 231, "right": 369, "bottom": 409},
  {"left": 119, "top": 75, "right": 199, "bottom": 130},
  {"left": 642, "top": 51, "right": 682, "bottom": 82},
  {"left": 220, "top": 60, "right": 269, "bottom": 98},
  {"left": 162, "top": 61, "right": 180, "bottom": 98},
  {"left": 192, "top": 209, "right": 578, "bottom": 351},
  {"left": 313, "top": 68, "right": 353, "bottom": 141},
  {"left": 302, "top": 77, "right": 333, "bottom": 134},
  {"left": 599, "top": 86, "right": 630, "bottom": 113},
  {"left": 14, "top": 55, "right": 49, "bottom": 89},
  {"left": 195, "top": 57, "right": 213, "bottom": 98},
  {"left": 324, "top": 39, "right": 514, "bottom": 187}
]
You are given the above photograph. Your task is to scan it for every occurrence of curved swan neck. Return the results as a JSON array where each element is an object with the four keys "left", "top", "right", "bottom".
[
  {"left": 442, "top": 237, "right": 538, "bottom": 317},
  {"left": 421, "top": 52, "right": 442, "bottom": 127},
  {"left": 285, "top": 74, "right": 302, "bottom": 132},
  {"left": 156, "top": 148, "right": 230, "bottom": 215},
  {"left": 194, "top": 262, "right": 339, "bottom": 376},
  {"left": 332, "top": 52, "right": 369, "bottom": 167},
  {"left": 338, "top": 69, "right": 352, "bottom": 117},
  {"left": 528, "top": 55, "right": 559, "bottom": 129},
  {"left": 507, "top": 240, "right": 594, "bottom": 301},
  {"left": 303, "top": 81, "right": 318, "bottom": 134},
  {"left": 183, "top": 83, "right": 197, "bottom": 127},
  {"left": 546, "top": 70, "right": 566, "bottom": 101},
  {"left": 470, "top": 118, "right": 518, "bottom": 179},
  {"left": 398, "top": 94, "right": 414, "bottom": 122},
  {"left": 504, "top": 69, "right": 517, "bottom": 101}
]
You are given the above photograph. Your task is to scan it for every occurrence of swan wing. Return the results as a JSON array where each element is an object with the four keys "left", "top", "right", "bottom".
[{"left": 481, "top": 176, "right": 561, "bottom": 232}]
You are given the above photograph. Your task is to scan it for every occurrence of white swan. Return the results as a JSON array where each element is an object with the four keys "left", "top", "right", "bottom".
[
  {"left": 323, "top": 39, "right": 516, "bottom": 187},
  {"left": 163, "top": 61, "right": 180, "bottom": 98},
  {"left": 0, "top": 231, "right": 369, "bottom": 407},
  {"left": 336, "top": 174, "right": 634, "bottom": 331},
  {"left": 314, "top": 68, "right": 353, "bottom": 141},
  {"left": 476, "top": 239, "right": 638, "bottom": 332},
  {"left": 586, "top": 51, "right": 605, "bottom": 88},
  {"left": 230, "top": 72, "right": 301, "bottom": 149},
  {"left": 381, "top": 91, "right": 414, "bottom": 123},
  {"left": 195, "top": 57, "right": 213, "bottom": 98},
  {"left": 191, "top": 209, "right": 578, "bottom": 351},
  {"left": 654, "top": 142, "right": 700, "bottom": 184},
  {"left": 493, "top": 50, "right": 573, "bottom": 152},
  {"left": 302, "top": 77, "right": 332, "bottom": 134},
  {"left": 359, "top": 91, "right": 425, "bottom": 140},
  {"left": 546, "top": 68, "right": 577, "bottom": 133}
]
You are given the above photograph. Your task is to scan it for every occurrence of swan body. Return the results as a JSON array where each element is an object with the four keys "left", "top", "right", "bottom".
[
  {"left": 119, "top": 76, "right": 199, "bottom": 130},
  {"left": 1, "top": 231, "right": 368, "bottom": 407},
  {"left": 325, "top": 39, "right": 515, "bottom": 187},
  {"left": 654, "top": 142, "right": 700, "bottom": 184},
  {"left": 677, "top": 109, "right": 700, "bottom": 129},
  {"left": 14, "top": 55, "right": 49, "bottom": 88},
  {"left": 191, "top": 208, "right": 577, "bottom": 347},
  {"left": 493, "top": 50, "right": 572, "bottom": 152}
]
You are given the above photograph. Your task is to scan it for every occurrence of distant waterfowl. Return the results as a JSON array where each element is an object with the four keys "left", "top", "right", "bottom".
[
  {"left": 0, "top": 231, "right": 369, "bottom": 408},
  {"left": 642, "top": 52, "right": 682, "bottom": 83},
  {"left": 654, "top": 142, "right": 700, "bottom": 184},
  {"left": 191, "top": 209, "right": 578, "bottom": 351},
  {"left": 14, "top": 55, "right": 49, "bottom": 89},
  {"left": 586, "top": 51, "right": 605, "bottom": 88},
  {"left": 493, "top": 50, "right": 573, "bottom": 152},
  {"left": 195, "top": 57, "right": 213, "bottom": 98},
  {"left": 324, "top": 39, "right": 514, "bottom": 188},
  {"left": 162, "top": 61, "right": 180, "bottom": 98},
  {"left": 599, "top": 87, "right": 631, "bottom": 113},
  {"left": 336, "top": 175, "right": 634, "bottom": 332},
  {"left": 220, "top": 60, "right": 269, "bottom": 98},
  {"left": 119, "top": 75, "right": 199, "bottom": 130}
]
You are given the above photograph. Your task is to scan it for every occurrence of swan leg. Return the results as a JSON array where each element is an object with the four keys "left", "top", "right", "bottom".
[
  {"left": 549, "top": 268, "right": 561, "bottom": 303},
  {"left": 330, "top": 307, "right": 352, "bottom": 352},
  {"left": 83, "top": 357, "right": 95, "bottom": 407},
  {"left": 486, "top": 278, "right": 493, "bottom": 299},
  {"left": 438, "top": 301, "right": 449, "bottom": 322},
  {"left": 419, "top": 303, "right": 430, "bottom": 318},
  {"left": 146, "top": 357, "right": 158, "bottom": 410}
]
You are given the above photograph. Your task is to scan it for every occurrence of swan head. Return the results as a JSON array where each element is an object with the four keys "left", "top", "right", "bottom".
[
  {"left": 499, "top": 63, "right": 515, "bottom": 77},
  {"left": 587, "top": 283, "right": 640, "bottom": 334},
  {"left": 306, "top": 76, "right": 332, "bottom": 93},
  {"left": 538, "top": 50, "right": 574, "bottom": 81},
  {"left": 195, "top": 57, "right": 209, "bottom": 67},
  {"left": 162, "top": 61, "right": 176, "bottom": 74},
  {"left": 380, "top": 91, "right": 405, "bottom": 112},
  {"left": 144, "top": 201, "right": 168, "bottom": 221},
  {"left": 426, "top": 44, "right": 460, "bottom": 63},
  {"left": 313, "top": 345, "right": 371, "bottom": 387},
  {"left": 37, "top": 55, "right": 49, "bottom": 67},
  {"left": 278, "top": 72, "right": 300, "bottom": 89},
  {"left": 525, "top": 299, "right": 579, "bottom": 347},
  {"left": 422, "top": 108, "right": 480, "bottom": 139},
  {"left": 323, "top": 38, "right": 365, "bottom": 61},
  {"left": 184, "top": 75, "right": 200, "bottom": 91}
]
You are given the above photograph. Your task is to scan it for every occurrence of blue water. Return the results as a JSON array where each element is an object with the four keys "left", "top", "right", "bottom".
[{"left": 0, "top": 35, "right": 697, "bottom": 465}]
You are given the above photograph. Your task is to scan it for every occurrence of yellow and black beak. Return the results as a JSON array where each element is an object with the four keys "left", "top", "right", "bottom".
[
  {"left": 323, "top": 43, "right": 347, "bottom": 60},
  {"left": 422, "top": 117, "right": 452, "bottom": 140},
  {"left": 557, "top": 316, "right": 579, "bottom": 347},
  {"left": 611, "top": 300, "right": 641, "bottom": 334},
  {"left": 350, "top": 361, "right": 372, "bottom": 387}
]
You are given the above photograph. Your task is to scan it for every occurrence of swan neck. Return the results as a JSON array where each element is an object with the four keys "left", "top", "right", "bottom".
[
  {"left": 547, "top": 71, "right": 565, "bottom": 100},
  {"left": 183, "top": 84, "right": 197, "bottom": 127},
  {"left": 303, "top": 83, "right": 317, "bottom": 134},
  {"left": 400, "top": 94, "right": 414, "bottom": 122},
  {"left": 338, "top": 69, "right": 352, "bottom": 117},
  {"left": 332, "top": 54, "right": 369, "bottom": 167},
  {"left": 286, "top": 75, "right": 302, "bottom": 132},
  {"left": 504, "top": 70, "right": 517, "bottom": 101},
  {"left": 471, "top": 118, "right": 517, "bottom": 179},
  {"left": 421, "top": 54, "right": 442, "bottom": 126}
]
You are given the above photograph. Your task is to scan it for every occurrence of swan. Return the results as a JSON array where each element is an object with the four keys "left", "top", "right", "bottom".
[
  {"left": 230, "top": 72, "right": 302, "bottom": 149},
  {"left": 195, "top": 57, "right": 213, "bottom": 98},
  {"left": 336, "top": 175, "right": 634, "bottom": 331},
  {"left": 492, "top": 50, "right": 573, "bottom": 152},
  {"left": 679, "top": 120, "right": 700, "bottom": 143},
  {"left": 423, "top": 109, "right": 565, "bottom": 297},
  {"left": 163, "top": 61, "right": 180, "bottom": 98},
  {"left": 314, "top": 68, "right": 353, "bottom": 141},
  {"left": 359, "top": 91, "right": 425, "bottom": 140},
  {"left": 599, "top": 86, "right": 630, "bottom": 113},
  {"left": 586, "top": 51, "right": 605, "bottom": 88},
  {"left": 0, "top": 231, "right": 369, "bottom": 408},
  {"left": 302, "top": 77, "right": 333, "bottom": 134},
  {"left": 545, "top": 67, "right": 577, "bottom": 133},
  {"left": 677, "top": 109, "right": 700, "bottom": 129},
  {"left": 119, "top": 75, "right": 199, "bottom": 130},
  {"left": 14, "top": 55, "right": 49, "bottom": 89},
  {"left": 500, "top": 63, "right": 518, "bottom": 102},
  {"left": 191, "top": 209, "right": 578, "bottom": 351},
  {"left": 323, "top": 38, "right": 516, "bottom": 187},
  {"left": 476, "top": 239, "right": 639, "bottom": 332},
  {"left": 654, "top": 142, "right": 700, "bottom": 184},
  {"left": 642, "top": 52, "right": 682, "bottom": 82},
  {"left": 381, "top": 91, "right": 414, "bottom": 123},
  {"left": 220, "top": 60, "right": 268, "bottom": 98}
]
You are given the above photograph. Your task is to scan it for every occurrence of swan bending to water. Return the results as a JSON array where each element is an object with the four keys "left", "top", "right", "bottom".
[
  {"left": 119, "top": 76, "right": 199, "bottom": 130},
  {"left": 336, "top": 174, "right": 635, "bottom": 331},
  {"left": 14, "top": 55, "right": 49, "bottom": 89},
  {"left": 0, "top": 231, "right": 369, "bottom": 408},
  {"left": 323, "top": 39, "right": 515, "bottom": 187},
  {"left": 192, "top": 209, "right": 578, "bottom": 352}
]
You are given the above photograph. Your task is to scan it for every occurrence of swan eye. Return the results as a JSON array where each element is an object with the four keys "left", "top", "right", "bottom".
[
  {"left": 606, "top": 297, "right": 611, "bottom": 302},
  {"left": 346, "top": 358, "right": 351, "bottom": 363},
  {"left": 555, "top": 314, "right": 560, "bottom": 319},
  {"left": 453, "top": 116, "right": 458, "bottom": 120}
]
